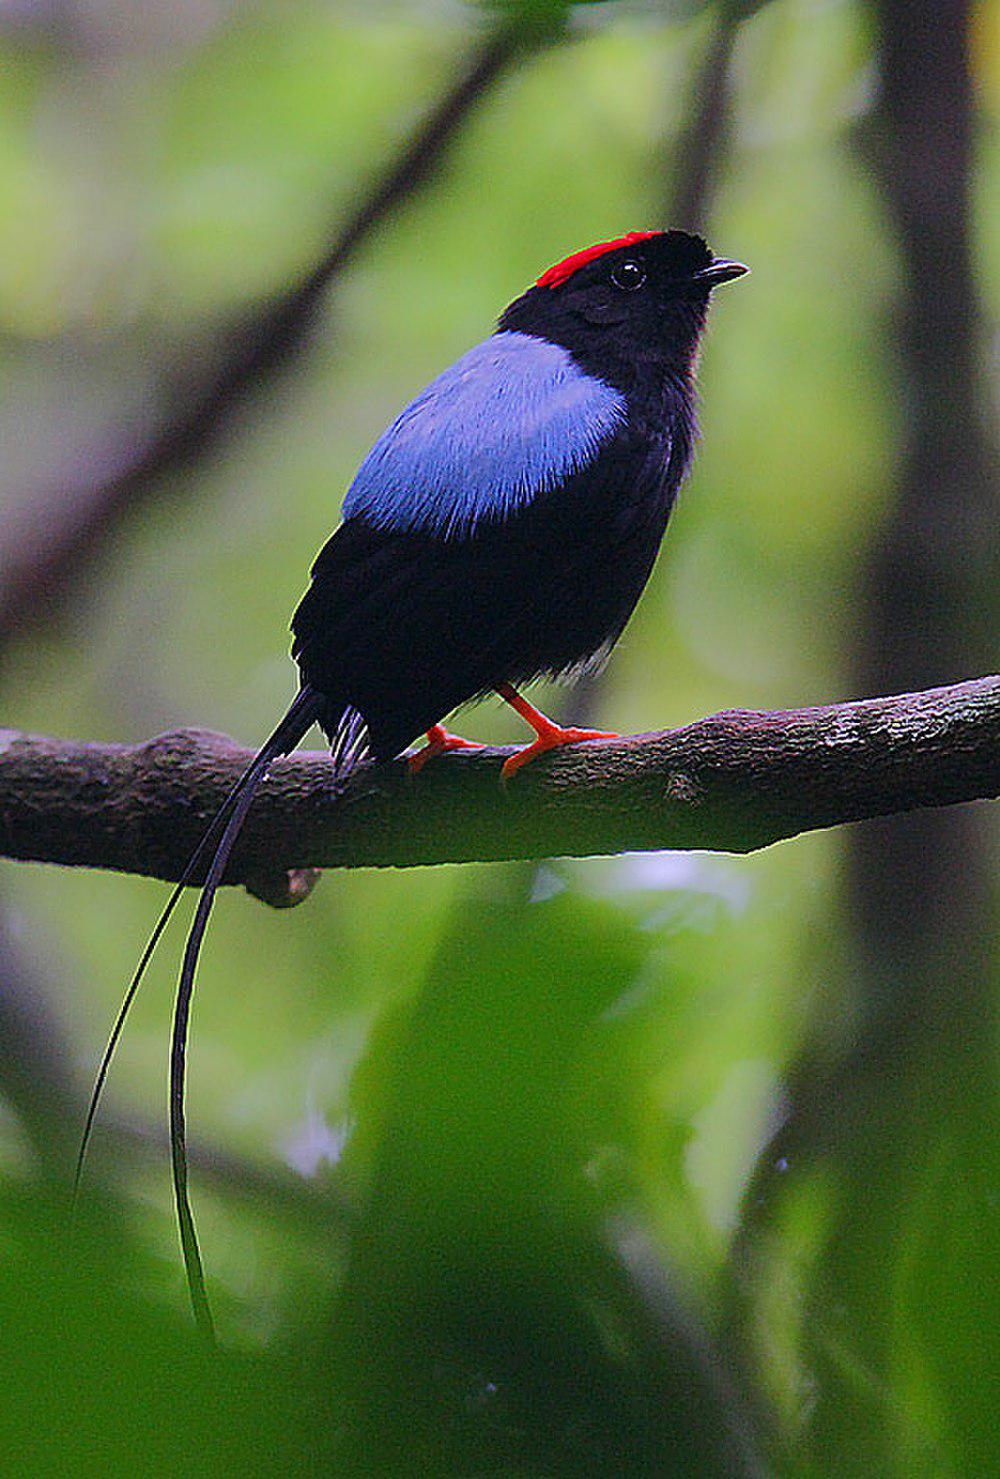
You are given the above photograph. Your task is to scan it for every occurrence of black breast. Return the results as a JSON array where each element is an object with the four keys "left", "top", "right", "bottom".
[{"left": 292, "top": 420, "right": 689, "bottom": 759}]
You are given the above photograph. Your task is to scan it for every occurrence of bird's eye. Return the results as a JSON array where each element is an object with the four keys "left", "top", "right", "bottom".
[{"left": 611, "top": 259, "right": 646, "bottom": 292}]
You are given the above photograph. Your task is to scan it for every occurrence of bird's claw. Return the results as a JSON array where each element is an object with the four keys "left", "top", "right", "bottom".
[
  {"left": 408, "top": 725, "right": 484, "bottom": 774},
  {"left": 500, "top": 724, "right": 618, "bottom": 780}
]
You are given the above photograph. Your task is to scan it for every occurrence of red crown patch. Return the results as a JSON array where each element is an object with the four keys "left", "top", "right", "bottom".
[{"left": 535, "top": 231, "right": 662, "bottom": 290}]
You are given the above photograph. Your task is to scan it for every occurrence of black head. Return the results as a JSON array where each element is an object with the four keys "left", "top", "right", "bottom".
[{"left": 498, "top": 230, "right": 747, "bottom": 400}]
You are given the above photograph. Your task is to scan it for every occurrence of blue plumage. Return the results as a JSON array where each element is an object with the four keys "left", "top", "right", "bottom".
[{"left": 341, "top": 330, "right": 626, "bottom": 538}]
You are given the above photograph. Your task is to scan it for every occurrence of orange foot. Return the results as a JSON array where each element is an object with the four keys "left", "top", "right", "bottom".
[
  {"left": 495, "top": 684, "right": 618, "bottom": 780},
  {"left": 408, "top": 724, "right": 484, "bottom": 775},
  {"left": 501, "top": 722, "right": 619, "bottom": 780}
]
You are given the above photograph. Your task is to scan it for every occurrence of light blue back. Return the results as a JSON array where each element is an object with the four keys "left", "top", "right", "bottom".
[{"left": 341, "top": 330, "right": 626, "bottom": 539}]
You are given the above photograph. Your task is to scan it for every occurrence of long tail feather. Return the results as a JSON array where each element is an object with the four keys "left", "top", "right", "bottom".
[
  {"left": 166, "top": 685, "right": 326, "bottom": 1338},
  {"left": 170, "top": 777, "right": 265, "bottom": 1342},
  {"left": 73, "top": 687, "right": 326, "bottom": 1318},
  {"left": 74, "top": 794, "right": 243, "bottom": 1200}
]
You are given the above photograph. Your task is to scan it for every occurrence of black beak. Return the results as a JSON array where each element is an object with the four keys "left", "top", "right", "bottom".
[{"left": 690, "top": 258, "right": 749, "bottom": 287}]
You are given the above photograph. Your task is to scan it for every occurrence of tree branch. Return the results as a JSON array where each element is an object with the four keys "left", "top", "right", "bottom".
[
  {"left": 664, "top": 1, "right": 740, "bottom": 234},
  {"left": 1, "top": 678, "right": 996, "bottom": 888}
]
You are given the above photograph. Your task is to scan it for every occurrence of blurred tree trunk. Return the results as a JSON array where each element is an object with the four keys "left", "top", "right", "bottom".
[
  {"left": 850, "top": 0, "right": 998, "bottom": 1027},
  {"left": 790, "top": 0, "right": 998, "bottom": 1467}
]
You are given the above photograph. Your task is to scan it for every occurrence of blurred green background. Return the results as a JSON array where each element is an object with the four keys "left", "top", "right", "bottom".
[{"left": 0, "top": 0, "right": 997, "bottom": 1472}]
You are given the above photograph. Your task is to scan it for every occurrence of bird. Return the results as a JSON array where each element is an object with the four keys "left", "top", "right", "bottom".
[{"left": 75, "top": 229, "right": 746, "bottom": 1338}]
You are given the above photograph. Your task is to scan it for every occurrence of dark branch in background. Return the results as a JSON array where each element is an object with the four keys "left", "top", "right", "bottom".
[
  {"left": 664, "top": 1, "right": 740, "bottom": 233},
  {"left": 1, "top": 678, "right": 996, "bottom": 887},
  {"left": 0, "top": 20, "right": 549, "bottom": 657}
]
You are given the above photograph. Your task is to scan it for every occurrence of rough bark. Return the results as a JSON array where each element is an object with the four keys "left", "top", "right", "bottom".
[{"left": 1, "top": 677, "right": 996, "bottom": 890}]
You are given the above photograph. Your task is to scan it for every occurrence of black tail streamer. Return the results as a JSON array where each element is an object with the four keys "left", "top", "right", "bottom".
[
  {"left": 169, "top": 775, "right": 266, "bottom": 1343},
  {"left": 74, "top": 796, "right": 240, "bottom": 1201},
  {"left": 73, "top": 686, "right": 326, "bottom": 1337}
]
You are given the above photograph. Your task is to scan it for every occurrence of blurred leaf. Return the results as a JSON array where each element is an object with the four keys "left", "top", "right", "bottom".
[{"left": 330, "top": 887, "right": 765, "bottom": 1473}]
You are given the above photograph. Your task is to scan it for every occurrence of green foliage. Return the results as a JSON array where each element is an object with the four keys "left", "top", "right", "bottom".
[{"left": 0, "top": 0, "right": 996, "bottom": 1472}]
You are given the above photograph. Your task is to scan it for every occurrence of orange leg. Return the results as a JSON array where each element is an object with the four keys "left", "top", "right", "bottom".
[
  {"left": 496, "top": 683, "right": 618, "bottom": 779},
  {"left": 408, "top": 723, "right": 484, "bottom": 775}
]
